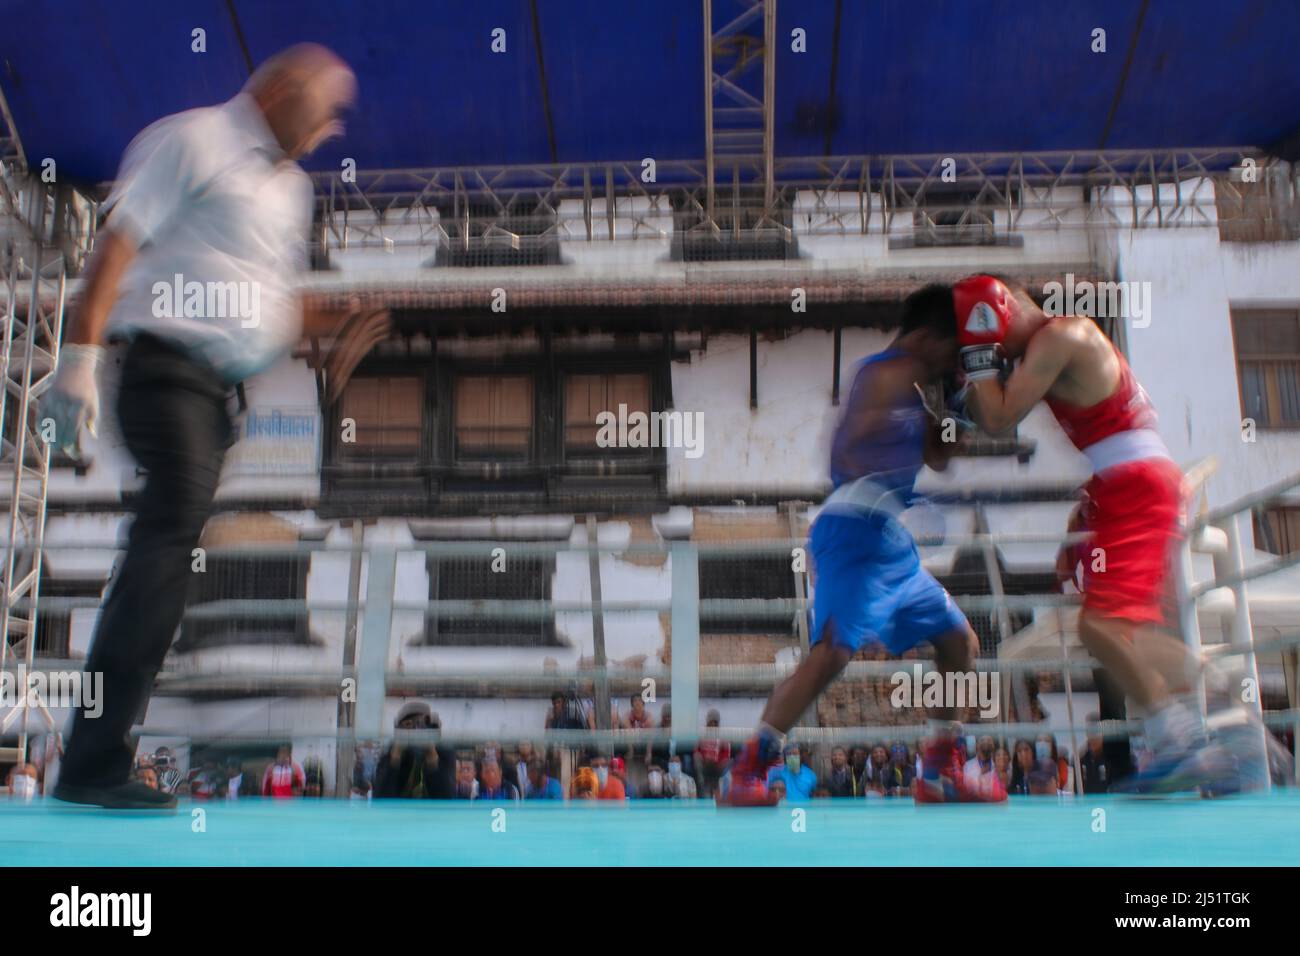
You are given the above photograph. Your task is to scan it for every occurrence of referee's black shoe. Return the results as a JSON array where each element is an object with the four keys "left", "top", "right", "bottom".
[{"left": 53, "top": 780, "right": 178, "bottom": 810}]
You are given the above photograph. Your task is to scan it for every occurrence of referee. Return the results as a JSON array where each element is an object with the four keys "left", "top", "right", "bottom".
[{"left": 42, "top": 44, "right": 374, "bottom": 809}]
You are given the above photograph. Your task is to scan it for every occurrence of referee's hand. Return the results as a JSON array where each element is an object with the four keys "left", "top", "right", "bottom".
[{"left": 40, "top": 343, "right": 103, "bottom": 459}]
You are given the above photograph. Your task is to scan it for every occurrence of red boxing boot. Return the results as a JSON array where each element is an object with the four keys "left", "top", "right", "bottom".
[
  {"left": 718, "top": 739, "right": 780, "bottom": 807},
  {"left": 915, "top": 736, "right": 963, "bottom": 804}
]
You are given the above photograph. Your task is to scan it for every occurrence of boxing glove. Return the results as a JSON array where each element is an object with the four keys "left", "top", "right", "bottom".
[{"left": 953, "top": 275, "right": 1017, "bottom": 382}]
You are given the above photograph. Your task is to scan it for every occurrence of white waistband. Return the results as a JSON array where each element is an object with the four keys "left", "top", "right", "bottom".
[
  {"left": 1081, "top": 428, "right": 1171, "bottom": 474},
  {"left": 822, "top": 477, "right": 909, "bottom": 520}
]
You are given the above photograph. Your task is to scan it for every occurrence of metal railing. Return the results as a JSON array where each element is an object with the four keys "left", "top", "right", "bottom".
[{"left": 5, "top": 465, "right": 1299, "bottom": 793}]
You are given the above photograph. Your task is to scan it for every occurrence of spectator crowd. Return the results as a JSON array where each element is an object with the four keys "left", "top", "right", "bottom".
[{"left": 4, "top": 700, "right": 1137, "bottom": 803}]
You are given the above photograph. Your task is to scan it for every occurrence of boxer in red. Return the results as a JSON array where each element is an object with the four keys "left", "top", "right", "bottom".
[{"left": 951, "top": 275, "right": 1230, "bottom": 794}]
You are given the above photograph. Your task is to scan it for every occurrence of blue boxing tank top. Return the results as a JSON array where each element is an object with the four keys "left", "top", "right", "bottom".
[{"left": 826, "top": 347, "right": 928, "bottom": 516}]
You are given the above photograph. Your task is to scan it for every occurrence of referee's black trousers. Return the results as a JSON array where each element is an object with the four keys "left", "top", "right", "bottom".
[{"left": 59, "top": 335, "right": 233, "bottom": 788}]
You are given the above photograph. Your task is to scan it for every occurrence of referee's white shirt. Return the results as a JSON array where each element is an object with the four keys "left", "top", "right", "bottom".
[{"left": 103, "top": 92, "right": 313, "bottom": 384}]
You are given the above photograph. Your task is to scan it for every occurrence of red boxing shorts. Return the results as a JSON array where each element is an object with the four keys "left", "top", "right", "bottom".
[{"left": 1078, "top": 457, "right": 1185, "bottom": 625}]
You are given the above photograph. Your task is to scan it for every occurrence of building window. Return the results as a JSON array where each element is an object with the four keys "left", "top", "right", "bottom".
[
  {"left": 563, "top": 372, "right": 653, "bottom": 456},
  {"left": 1253, "top": 506, "right": 1300, "bottom": 555},
  {"left": 32, "top": 576, "right": 104, "bottom": 657},
  {"left": 1233, "top": 310, "right": 1300, "bottom": 427},
  {"left": 177, "top": 556, "right": 310, "bottom": 651},
  {"left": 337, "top": 376, "right": 424, "bottom": 460},
  {"left": 698, "top": 553, "right": 797, "bottom": 635},
  {"left": 454, "top": 374, "right": 534, "bottom": 461},
  {"left": 424, "top": 551, "right": 559, "bottom": 646}
]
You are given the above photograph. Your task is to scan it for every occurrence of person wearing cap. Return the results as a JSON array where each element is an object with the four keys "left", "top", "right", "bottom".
[{"left": 373, "top": 700, "right": 455, "bottom": 799}]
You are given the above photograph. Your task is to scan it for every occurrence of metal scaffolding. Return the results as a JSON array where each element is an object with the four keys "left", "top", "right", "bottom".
[
  {"left": 310, "top": 147, "right": 1273, "bottom": 258},
  {"left": 0, "top": 84, "right": 98, "bottom": 768}
]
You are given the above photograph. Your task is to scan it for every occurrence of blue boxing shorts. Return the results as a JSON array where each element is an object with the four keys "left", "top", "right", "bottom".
[{"left": 808, "top": 508, "right": 966, "bottom": 655}]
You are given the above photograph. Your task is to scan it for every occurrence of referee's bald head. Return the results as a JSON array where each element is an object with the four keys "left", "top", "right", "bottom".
[{"left": 246, "top": 43, "right": 356, "bottom": 159}]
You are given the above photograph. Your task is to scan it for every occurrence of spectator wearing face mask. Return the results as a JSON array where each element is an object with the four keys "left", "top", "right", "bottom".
[
  {"left": 645, "top": 705, "right": 693, "bottom": 777},
  {"left": 643, "top": 764, "right": 671, "bottom": 799},
  {"left": 6, "top": 762, "right": 38, "bottom": 801},
  {"left": 664, "top": 755, "right": 697, "bottom": 799},
  {"left": 1036, "top": 733, "right": 1070, "bottom": 793},
  {"left": 590, "top": 754, "right": 626, "bottom": 801},
  {"left": 823, "top": 746, "right": 859, "bottom": 797},
  {"left": 767, "top": 743, "right": 816, "bottom": 803}
]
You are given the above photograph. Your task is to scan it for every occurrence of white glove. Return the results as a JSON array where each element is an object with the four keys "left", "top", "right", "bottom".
[{"left": 40, "top": 343, "right": 102, "bottom": 459}]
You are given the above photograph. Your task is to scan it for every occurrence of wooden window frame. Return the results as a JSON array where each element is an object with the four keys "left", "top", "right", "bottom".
[{"left": 1231, "top": 309, "right": 1300, "bottom": 430}]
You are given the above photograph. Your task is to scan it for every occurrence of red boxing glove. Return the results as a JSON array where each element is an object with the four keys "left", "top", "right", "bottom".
[{"left": 953, "top": 275, "right": 1018, "bottom": 382}]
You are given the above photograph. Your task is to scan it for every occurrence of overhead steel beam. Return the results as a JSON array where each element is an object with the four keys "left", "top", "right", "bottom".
[{"left": 299, "top": 148, "right": 1269, "bottom": 259}]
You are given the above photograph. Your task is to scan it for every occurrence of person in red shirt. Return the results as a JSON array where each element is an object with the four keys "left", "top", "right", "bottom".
[
  {"left": 950, "top": 275, "right": 1228, "bottom": 794},
  {"left": 261, "top": 746, "right": 305, "bottom": 798},
  {"left": 693, "top": 709, "right": 731, "bottom": 798},
  {"left": 590, "top": 754, "right": 626, "bottom": 801}
]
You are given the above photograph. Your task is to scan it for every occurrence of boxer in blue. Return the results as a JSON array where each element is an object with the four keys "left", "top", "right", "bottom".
[{"left": 722, "top": 285, "right": 991, "bottom": 806}]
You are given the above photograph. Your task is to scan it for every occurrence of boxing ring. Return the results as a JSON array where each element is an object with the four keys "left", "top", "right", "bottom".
[
  {"left": 5, "top": 794, "right": 1300, "bottom": 867},
  {"left": 2, "top": 458, "right": 1299, "bottom": 866}
]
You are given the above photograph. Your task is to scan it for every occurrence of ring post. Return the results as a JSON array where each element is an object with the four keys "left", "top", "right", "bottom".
[
  {"left": 670, "top": 541, "right": 700, "bottom": 742},
  {"left": 356, "top": 548, "right": 397, "bottom": 742},
  {"left": 1214, "top": 516, "right": 1272, "bottom": 791}
]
